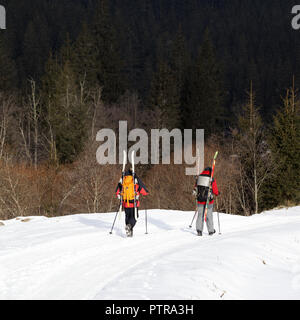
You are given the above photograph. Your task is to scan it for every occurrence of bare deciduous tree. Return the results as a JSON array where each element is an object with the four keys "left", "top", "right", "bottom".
[
  {"left": 0, "top": 93, "right": 14, "bottom": 159},
  {"left": 233, "top": 83, "right": 274, "bottom": 214}
]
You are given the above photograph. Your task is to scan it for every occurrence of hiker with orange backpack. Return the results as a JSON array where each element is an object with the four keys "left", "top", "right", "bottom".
[{"left": 115, "top": 169, "right": 149, "bottom": 237}]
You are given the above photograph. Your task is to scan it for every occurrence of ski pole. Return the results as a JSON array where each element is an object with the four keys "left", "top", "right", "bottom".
[
  {"left": 110, "top": 150, "right": 127, "bottom": 234},
  {"left": 217, "top": 211, "right": 221, "bottom": 235},
  {"left": 109, "top": 202, "right": 121, "bottom": 234},
  {"left": 145, "top": 206, "right": 148, "bottom": 234},
  {"left": 189, "top": 206, "right": 198, "bottom": 228}
]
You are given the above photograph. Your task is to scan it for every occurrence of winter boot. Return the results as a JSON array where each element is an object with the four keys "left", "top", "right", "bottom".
[
  {"left": 209, "top": 229, "right": 216, "bottom": 236},
  {"left": 197, "top": 230, "right": 202, "bottom": 236},
  {"left": 125, "top": 224, "right": 133, "bottom": 237},
  {"left": 129, "top": 228, "right": 133, "bottom": 237}
]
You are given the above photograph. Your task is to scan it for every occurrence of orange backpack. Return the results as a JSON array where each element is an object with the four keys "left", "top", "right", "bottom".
[{"left": 122, "top": 175, "right": 135, "bottom": 205}]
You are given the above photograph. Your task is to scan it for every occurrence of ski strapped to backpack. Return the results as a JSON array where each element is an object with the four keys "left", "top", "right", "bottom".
[
  {"left": 203, "top": 151, "right": 218, "bottom": 222},
  {"left": 118, "top": 150, "right": 127, "bottom": 218},
  {"left": 189, "top": 148, "right": 201, "bottom": 228},
  {"left": 131, "top": 151, "right": 138, "bottom": 221}
]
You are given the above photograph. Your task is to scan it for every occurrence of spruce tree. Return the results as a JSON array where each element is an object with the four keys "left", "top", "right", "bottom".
[
  {"left": 71, "top": 23, "right": 98, "bottom": 87},
  {"left": 0, "top": 33, "right": 17, "bottom": 92},
  {"left": 41, "top": 55, "right": 88, "bottom": 164},
  {"left": 72, "top": 0, "right": 125, "bottom": 103},
  {"left": 182, "top": 29, "right": 224, "bottom": 135},
  {"left": 170, "top": 27, "right": 189, "bottom": 94},
  {"left": 92, "top": 0, "right": 124, "bottom": 103},
  {"left": 21, "top": 15, "right": 50, "bottom": 86},
  {"left": 149, "top": 60, "right": 181, "bottom": 129},
  {"left": 265, "top": 83, "right": 300, "bottom": 208}
]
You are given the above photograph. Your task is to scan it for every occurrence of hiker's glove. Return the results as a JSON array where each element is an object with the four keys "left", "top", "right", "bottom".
[
  {"left": 117, "top": 194, "right": 121, "bottom": 200},
  {"left": 192, "top": 189, "right": 197, "bottom": 197},
  {"left": 136, "top": 195, "right": 140, "bottom": 200}
]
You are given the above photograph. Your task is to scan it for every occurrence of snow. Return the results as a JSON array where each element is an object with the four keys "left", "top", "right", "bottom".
[{"left": 0, "top": 206, "right": 300, "bottom": 300}]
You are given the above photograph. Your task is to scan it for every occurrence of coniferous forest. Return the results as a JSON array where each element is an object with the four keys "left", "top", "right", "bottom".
[{"left": 0, "top": 0, "right": 299, "bottom": 219}]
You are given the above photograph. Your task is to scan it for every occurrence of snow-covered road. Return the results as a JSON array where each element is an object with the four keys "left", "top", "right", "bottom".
[{"left": 0, "top": 207, "right": 299, "bottom": 300}]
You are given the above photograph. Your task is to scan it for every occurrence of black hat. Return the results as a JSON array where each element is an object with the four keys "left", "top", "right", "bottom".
[{"left": 125, "top": 169, "right": 133, "bottom": 176}]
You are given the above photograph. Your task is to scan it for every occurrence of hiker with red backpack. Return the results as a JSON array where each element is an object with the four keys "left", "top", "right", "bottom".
[
  {"left": 115, "top": 169, "right": 149, "bottom": 237},
  {"left": 193, "top": 167, "right": 219, "bottom": 236}
]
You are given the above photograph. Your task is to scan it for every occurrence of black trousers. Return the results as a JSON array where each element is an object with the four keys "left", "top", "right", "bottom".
[{"left": 125, "top": 207, "right": 138, "bottom": 228}]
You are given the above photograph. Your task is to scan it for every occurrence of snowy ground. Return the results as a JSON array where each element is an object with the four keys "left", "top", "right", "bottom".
[{"left": 0, "top": 207, "right": 300, "bottom": 300}]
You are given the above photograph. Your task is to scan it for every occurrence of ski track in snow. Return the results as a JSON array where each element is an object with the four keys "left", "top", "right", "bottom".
[{"left": 0, "top": 207, "right": 300, "bottom": 300}]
